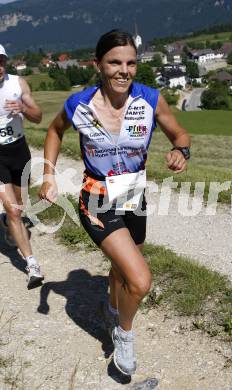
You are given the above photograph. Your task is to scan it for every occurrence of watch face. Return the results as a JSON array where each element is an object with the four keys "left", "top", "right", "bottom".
[{"left": 181, "top": 147, "right": 190, "bottom": 159}]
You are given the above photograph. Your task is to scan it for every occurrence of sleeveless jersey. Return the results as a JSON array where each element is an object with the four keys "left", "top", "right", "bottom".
[
  {"left": 0, "top": 74, "right": 24, "bottom": 145},
  {"left": 64, "top": 83, "right": 160, "bottom": 183}
]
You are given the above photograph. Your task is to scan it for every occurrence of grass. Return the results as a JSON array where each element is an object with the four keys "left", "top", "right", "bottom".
[
  {"left": 143, "top": 243, "right": 232, "bottom": 338},
  {"left": 25, "top": 127, "right": 81, "bottom": 160},
  {"left": 175, "top": 111, "right": 232, "bottom": 136},
  {"left": 147, "top": 131, "right": 232, "bottom": 204},
  {"left": 25, "top": 73, "right": 54, "bottom": 91},
  {"left": 25, "top": 90, "right": 73, "bottom": 129},
  {"left": 183, "top": 31, "right": 232, "bottom": 44}
]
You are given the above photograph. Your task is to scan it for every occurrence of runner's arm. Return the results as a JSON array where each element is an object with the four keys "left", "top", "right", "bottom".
[
  {"left": 6, "top": 77, "right": 42, "bottom": 123},
  {"left": 155, "top": 94, "right": 191, "bottom": 173}
]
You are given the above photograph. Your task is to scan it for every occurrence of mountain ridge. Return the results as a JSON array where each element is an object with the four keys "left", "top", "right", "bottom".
[{"left": 0, "top": 0, "right": 232, "bottom": 54}]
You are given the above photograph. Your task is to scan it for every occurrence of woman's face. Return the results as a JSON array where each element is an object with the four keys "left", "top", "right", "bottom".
[{"left": 96, "top": 44, "right": 137, "bottom": 95}]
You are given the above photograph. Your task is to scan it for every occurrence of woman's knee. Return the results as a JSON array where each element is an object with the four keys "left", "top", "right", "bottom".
[
  {"left": 127, "top": 271, "right": 152, "bottom": 299},
  {"left": 5, "top": 204, "right": 22, "bottom": 221}
]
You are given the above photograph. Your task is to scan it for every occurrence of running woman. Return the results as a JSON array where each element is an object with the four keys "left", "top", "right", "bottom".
[
  {"left": 0, "top": 44, "right": 44, "bottom": 289},
  {"left": 39, "top": 30, "right": 190, "bottom": 375}
]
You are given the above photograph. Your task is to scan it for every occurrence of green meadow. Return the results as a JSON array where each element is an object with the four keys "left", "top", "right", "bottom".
[
  {"left": 182, "top": 30, "right": 232, "bottom": 44},
  {"left": 25, "top": 73, "right": 54, "bottom": 90}
]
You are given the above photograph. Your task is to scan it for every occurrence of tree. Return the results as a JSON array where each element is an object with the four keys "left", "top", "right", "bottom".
[
  {"left": 21, "top": 67, "right": 33, "bottom": 76},
  {"left": 211, "top": 41, "right": 223, "bottom": 50},
  {"left": 161, "top": 89, "right": 179, "bottom": 105},
  {"left": 53, "top": 74, "right": 71, "bottom": 91},
  {"left": 151, "top": 54, "right": 162, "bottom": 67},
  {"left": 135, "top": 63, "right": 157, "bottom": 88},
  {"left": 65, "top": 65, "right": 95, "bottom": 85},
  {"left": 24, "top": 50, "right": 43, "bottom": 67},
  {"left": 201, "top": 80, "right": 230, "bottom": 110},
  {"left": 38, "top": 81, "right": 48, "bottom": 91},
  {"left": 186, "top": 61, "right": 199, "bottom": 79},
  {"left": 227, "top": 51, "right": 232, "bottom": 65},
  {"left": 6, "top": 64, "right": 17, "bottom": 75}
]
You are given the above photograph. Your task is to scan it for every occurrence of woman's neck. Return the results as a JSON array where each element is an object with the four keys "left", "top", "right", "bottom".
[{"left": 100, "top": 86, "right": 128, "bottom": 109}]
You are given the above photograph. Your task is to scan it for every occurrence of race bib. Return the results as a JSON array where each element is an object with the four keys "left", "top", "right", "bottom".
[
  {"left": 106, "top": 170, "right": 146, "bottom": 210},
  {"left": 0, "top": 114, "right": 23, "bottom": 144}
]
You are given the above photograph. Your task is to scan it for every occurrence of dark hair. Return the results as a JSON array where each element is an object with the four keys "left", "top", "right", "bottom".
[{"left": 95, "top": 29, "right": 137, "bottom": 61}]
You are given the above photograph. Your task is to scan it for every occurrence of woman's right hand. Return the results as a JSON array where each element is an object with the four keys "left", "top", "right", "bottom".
[{"left": 39, "top": 179, "right": 58, "bottom": 203}]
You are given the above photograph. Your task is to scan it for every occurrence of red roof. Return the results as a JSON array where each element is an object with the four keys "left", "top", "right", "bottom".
[{"left": 58, "top": 53, "right": 70, "bottom": 62}]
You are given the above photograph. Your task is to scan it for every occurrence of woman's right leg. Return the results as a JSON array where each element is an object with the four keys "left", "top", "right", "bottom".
[{"left": 100, "top": 228, "right": 151, "bottom": 375}]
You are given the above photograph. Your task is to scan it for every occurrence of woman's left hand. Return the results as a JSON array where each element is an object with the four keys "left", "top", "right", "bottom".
[{"left": 165, "top": 150, "right": 187, "bottom": 174}]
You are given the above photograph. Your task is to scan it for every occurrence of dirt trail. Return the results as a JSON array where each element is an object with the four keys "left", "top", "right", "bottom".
[{"left": 0, "top": 149, "right": 232, "bottom": 390}]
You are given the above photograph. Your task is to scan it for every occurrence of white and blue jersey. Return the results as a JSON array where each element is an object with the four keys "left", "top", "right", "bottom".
[{"left": 64, "top": 82, "right": 159, "bottom": 178}]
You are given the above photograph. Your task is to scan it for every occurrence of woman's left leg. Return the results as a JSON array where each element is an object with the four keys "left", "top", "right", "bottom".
[
  {"left": 108, "top": 243, "right": 144, "bottom": 311},
  {"left": 100, "top": 229, "right": 151, "bottom": 332}
]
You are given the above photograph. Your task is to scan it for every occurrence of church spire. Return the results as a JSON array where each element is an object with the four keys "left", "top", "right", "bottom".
[{"left": 133, "top": 18, "right": 142, "bottom": 50}]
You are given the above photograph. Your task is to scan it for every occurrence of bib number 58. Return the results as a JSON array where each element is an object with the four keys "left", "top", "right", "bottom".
[{"left": 0, "top": 126, "right": 14, "bottom": 137}]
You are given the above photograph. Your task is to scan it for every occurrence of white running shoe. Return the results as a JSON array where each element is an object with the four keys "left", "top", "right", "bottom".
[
  {"left": 26, "top": 264, "right": 44, "bottom": 289},
  {"left": 112, "top": 326, "right": 136, "bottom": 376},
  {"left": 0, "top": 213, "right": 17, "bottom": 247}
]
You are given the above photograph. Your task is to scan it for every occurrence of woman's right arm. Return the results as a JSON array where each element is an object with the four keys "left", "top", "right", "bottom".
[{"left": 39, "top": 108, "right": 71, "bottom": 202}]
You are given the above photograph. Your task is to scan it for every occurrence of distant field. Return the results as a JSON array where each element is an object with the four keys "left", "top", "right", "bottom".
[
  {"left": 25, "top": 90, "right": 74, "bottom": 128},
  {"left": 183, "top": 31, "right": 232, "bottom": 44},
  {"left": 25, "top": 73, "right": 54, "bottom": 91},
  {"left": 175, "top": 111, "right": 232, "bottom": 136}
]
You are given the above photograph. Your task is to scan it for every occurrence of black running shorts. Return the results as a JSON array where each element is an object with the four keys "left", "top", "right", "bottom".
[
  {"left": 0, "top": 137, "right": 31, "bottom": 187},
  {"left": 79, "top": 189, "right": 147, "bottom": 247}
]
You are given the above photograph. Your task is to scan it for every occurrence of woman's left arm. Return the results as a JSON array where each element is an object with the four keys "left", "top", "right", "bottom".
[{"left": 155, "top": 94, "right": 191, "bottom": 174}]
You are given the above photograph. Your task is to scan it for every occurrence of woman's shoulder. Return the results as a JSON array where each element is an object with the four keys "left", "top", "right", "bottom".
[
  {"left": 65, "top": 85, "right": 99, "bottom": 107},
  {"left": 131, "top": 82, "right": 160, "bottom": 107}
]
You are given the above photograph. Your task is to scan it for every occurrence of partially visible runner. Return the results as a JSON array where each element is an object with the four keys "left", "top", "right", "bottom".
[
  {"left": 39, "top": 30, "right": 190, "bottom": 375},
  {"left": 0, "top": 44, "right": 44, "bottom": 289}
]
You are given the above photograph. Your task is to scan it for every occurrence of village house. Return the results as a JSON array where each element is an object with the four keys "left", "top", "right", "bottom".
[
  {"left": 78, "top": 60, "right": 94, "bottom": 69},
  {"left": 187, "top": 48, "right": 224, "bottom": 64},
  {"left": 58, "top": 53, "right": 70, "bottom": 62},
  {"left": 13, "top": 62, "right": 27, "bottom": 73},
  {"left": 156, "top": 68, "right": 187, "bottom": 89},
  {"left": 41, "top": 58, "right": 56, "bottom": 68},
  {"left": 209, "top": 70, "right": 232, "bottom": 91},
  {"left": 162, "top": 63, "right": 186, "bottom": 73},
  {"left": 139, "top": 51, "right": 167, "bottom": 64},
  {"left": 57, "top": 59, "right": 79, "bottom": 70},
  {"left": 220, "top": 42, "right": 232, "bottom": 59}
]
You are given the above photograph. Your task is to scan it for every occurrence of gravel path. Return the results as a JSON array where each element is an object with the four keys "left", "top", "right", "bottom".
[{"left": 0, "top": 148, "right": 232, "bottom": 390}]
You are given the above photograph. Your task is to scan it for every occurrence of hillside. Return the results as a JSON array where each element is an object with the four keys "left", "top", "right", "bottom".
[{"left": 0, "top": 0, "right": 232, "bottom": 53}]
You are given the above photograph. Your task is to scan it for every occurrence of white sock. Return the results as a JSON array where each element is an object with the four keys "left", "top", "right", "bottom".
[
  {"left": 118, "top": 325, "right": 133, "bottom": 338},
  {"left": 25, "top": 255, "right": 38, "bottom": 267},
  {"left": 108, "top": 302, "right": 119, "bottom": 316}
]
